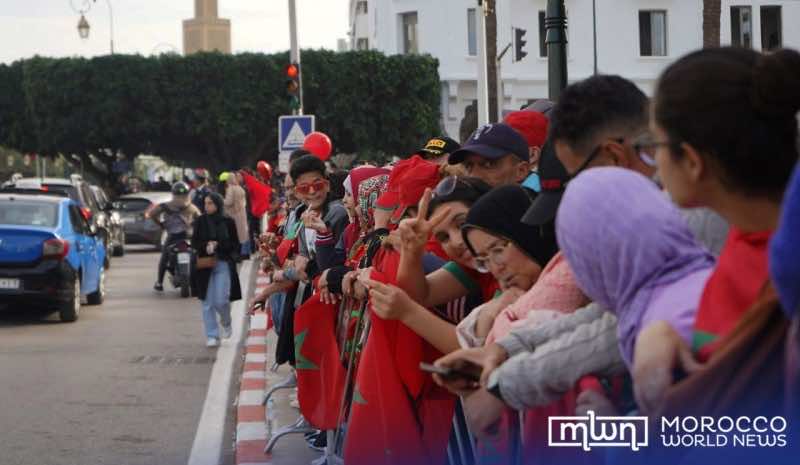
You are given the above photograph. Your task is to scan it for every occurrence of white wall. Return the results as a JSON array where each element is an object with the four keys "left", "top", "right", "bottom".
[{"left": 352, "top": 0, "right": 800, "bottom": 140}]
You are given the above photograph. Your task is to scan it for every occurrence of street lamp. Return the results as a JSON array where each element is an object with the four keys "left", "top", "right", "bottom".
[
  {"left": 545, "top": 0, "right": 568, "bottom": 100},
  {"left": 70, "top": 0, "right": 114, "bottom": 54},
  {"left": 77, "top": 14, "right": 90, "bottom": 40}
]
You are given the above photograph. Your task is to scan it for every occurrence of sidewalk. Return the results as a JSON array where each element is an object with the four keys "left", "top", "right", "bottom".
[{"left": 234, "top": 267, "right": 321, "bottom": 465}]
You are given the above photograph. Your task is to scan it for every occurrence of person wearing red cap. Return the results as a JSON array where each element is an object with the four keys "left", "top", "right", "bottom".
[{"left": 504, "top": 110, "right": 549, "bottom": 193}]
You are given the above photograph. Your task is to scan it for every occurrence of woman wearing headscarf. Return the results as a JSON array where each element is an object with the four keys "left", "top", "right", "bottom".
[{"left": 192, "top": 193, "right": 242, "bottom": 347}]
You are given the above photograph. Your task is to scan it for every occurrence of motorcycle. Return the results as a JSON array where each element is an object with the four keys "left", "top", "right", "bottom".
[{"left": 166, "top": 238, "right": 193, "bottom": 298}]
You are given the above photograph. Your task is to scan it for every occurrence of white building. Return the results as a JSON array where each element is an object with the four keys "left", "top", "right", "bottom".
[{"left": 349, "top": 0, "right": 800, "bottom": 140}]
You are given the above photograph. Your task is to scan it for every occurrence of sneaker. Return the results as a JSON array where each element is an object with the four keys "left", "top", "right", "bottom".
[
  {"left": 153, "top": 282, "right": 164, "bottom": 292},
  {"left": 221, "top": 325, "right": 232, "bottom": 339},
  {"left": 206, "top": 337, "right": 219, "bottom": 348}
]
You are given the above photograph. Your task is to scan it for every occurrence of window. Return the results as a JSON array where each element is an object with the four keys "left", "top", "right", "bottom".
[
  {"left": 401, "top": 12, "right": 419, "bottom": 54},
  {"left": 356, "top": 1, "right": 368, "bottom": 15},
  {"left": 356, "top": 38, "right": 369, "bottom": 51},
  {"left": 761, "top": 6, "right": 782, "bottom": 51},
  {"left": 0, "top": 200, "right": 58, "bottom": 227},
  {"left": 639, "top": 10, "right": 667, "bottom": 56},
  {"left": 731, "top": 6, "right": 753, "bottom": 48},
  {"left": 467, "top": 8, "right": 477, "bottom": 56}
]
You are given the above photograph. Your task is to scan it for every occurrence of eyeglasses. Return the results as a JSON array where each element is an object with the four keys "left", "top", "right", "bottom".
[
  {"left": 632, "top": 132, "right": 674, "bottom": 168},
  {"left": 295, "top": 179, "right": 328, "bottom": 195},
  {"left": 568, "top": 138, "right": 625, "bottom": 181},
  {"left": 433, "top": 176, "right": 484, "bottom": 198},
  {"left": 473, "top": 238, "right": 512, "bottom": 274}
]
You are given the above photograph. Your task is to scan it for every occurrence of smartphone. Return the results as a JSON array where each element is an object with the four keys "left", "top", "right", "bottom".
[{"left": 419, "top": 362, "right": 480, "bottom": 383}]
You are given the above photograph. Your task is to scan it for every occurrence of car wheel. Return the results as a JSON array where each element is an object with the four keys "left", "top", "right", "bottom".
[
  {"left": 87, "top": 269, "right": 105, "bottom": 305},
  {"left": 59, "top": 277, "right": 81, "bottom": 322},
  {"left": 113, "top": 243, "right": 125, "bottom": 257}
]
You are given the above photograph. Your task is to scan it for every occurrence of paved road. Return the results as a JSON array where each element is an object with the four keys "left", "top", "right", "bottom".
[{"left": 0, "top": 247, "right": 222, "bottom": 465}]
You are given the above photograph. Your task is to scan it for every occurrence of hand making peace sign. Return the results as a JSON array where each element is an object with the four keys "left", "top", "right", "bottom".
[{"left": 397, "top": 188, "right": 451, "bottom": 256}]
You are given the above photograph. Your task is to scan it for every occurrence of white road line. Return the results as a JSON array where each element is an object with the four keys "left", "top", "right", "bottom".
[
  {"left": 245, "top": 353, "right": 267, "bottom": 363},
  {"left": 236, "top": 422, "right": 268, "bottom": 441},
  {"left": 237, "top": 390, "right": 265, "bottom": 406},
  {"left": 246, "top": 336, "right": 265, "bottom": 346},
  {"left": 242, "top": 371, "right": 266, "bottom": 380},
  {"left": 187, "top": 260, "right": 253, "bottom": 465}
]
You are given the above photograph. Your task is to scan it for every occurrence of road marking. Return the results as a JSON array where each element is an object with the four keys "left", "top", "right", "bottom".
[
  {"left": 188, "top": 260, "right": 253, "bottom": 465},
  {"left": 237, "top": 422, "right": 269, "bottom": 441}
]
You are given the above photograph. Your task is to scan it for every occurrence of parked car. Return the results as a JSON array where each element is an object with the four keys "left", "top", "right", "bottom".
[
  {"left": 12, "top": 176, "right": 112, "bottom": 269},
  {"left": 115, "top": 192, "right": 172, "bottom": 250},
  {"left": 0, "top": 190, "right": 106, "bottom": 322},
  {"left": 89, "top": 185, "right": 125, "bottom": 257}
]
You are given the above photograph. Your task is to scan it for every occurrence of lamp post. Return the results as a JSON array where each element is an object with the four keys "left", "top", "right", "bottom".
[
  {"left": 545, "top": 0, "right": 568, "bottom": 100},
  {"left": 71, "top": 0, "right": 115, "bottom": 54}
]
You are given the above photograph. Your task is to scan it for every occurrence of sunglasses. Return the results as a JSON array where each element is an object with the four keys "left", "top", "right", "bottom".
[
  {"left": 433, "top": 176, "right": 485, "bottom": 198},
  {"left": 295, "top": 179, "right": 328, "bottom": 195}
]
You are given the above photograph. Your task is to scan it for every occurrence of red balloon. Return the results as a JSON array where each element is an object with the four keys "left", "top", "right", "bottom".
[
  {"left": 303, "top": 132, "right": 333, "bottom": 161},
  {"left": 257, "top": 161, "right": 272, "bottom": 180}
]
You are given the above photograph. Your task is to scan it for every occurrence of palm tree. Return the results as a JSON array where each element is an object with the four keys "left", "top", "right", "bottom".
[{"left": 702, "top": 0, "right": 721, "bottom": 48}]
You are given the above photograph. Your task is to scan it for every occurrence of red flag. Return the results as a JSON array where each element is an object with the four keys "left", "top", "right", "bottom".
[
  {"left": 241, "top": 171, "right": 272, "bottom": 218},
  {"left": 343, "top": 249, "right": 456, "bottom": 465},
  {"left": 294, "top": 293, "right": 347, "bottom": 430}
]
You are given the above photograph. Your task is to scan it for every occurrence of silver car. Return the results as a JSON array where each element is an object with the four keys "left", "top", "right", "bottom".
[{"left": 114, "top": 192, "right": 173, "bottom": 250}]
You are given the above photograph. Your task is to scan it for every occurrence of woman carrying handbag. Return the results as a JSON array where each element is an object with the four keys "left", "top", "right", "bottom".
[{"left": 192, "top": 193, "right": 243, "bottom": 347}]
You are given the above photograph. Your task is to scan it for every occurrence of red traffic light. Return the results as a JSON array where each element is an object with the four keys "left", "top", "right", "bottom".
[{"left": 286, "top": 63, "right": 299, "bottom": 79}]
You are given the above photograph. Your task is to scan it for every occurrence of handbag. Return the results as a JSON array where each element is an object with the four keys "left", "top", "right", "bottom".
[{"left": 196, "top": 255, "right": 218, "bottom": 270}]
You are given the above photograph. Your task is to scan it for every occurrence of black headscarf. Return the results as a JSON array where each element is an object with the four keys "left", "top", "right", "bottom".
[
  {"left": 202, "top": 192, "right": 229, "bottom": 242},
  {"left": 462, "top": 185, "right": 558, "bottom": 267}
]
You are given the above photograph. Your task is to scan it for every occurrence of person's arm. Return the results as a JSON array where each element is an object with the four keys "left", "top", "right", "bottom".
[
  {"left": 495, "top": 302, "right": 607, "bottom": 356},
  {"left": 493, "top": 311, "right": 625, "bottom": 410},
  {"left": 365, "top": 278, "right": 460, "bottom": 354},
  {"left": 314, "top": 206, "right": 349, "bottom": 270}
]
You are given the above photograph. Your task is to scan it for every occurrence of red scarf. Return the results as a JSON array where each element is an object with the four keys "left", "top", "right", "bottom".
[{"left": 693, "top": 228, "right": 772, "bottom": 360}]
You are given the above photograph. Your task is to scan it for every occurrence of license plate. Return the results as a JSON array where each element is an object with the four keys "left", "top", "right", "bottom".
[
  {"left": 0, "top": 278, "right": 20, "bottom": 290},
  {"left": 177, "top": 253, "right": 191, "bottom": 264}
]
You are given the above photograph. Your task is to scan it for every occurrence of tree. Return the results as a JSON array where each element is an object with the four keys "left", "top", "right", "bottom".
[
  {"left": 703, "top": 0, "right": 722, "bottom": 48},
  {"left": 0, "top": 51, "right": 442, "bottom": 178}
]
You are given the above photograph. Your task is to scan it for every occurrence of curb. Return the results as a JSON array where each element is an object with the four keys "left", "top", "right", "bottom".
[{"left": 235, "top": 269, "right": 271, "bottom": 465}]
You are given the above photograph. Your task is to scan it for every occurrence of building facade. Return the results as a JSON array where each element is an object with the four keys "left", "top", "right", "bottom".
[
  {"left": 183, "top": 0, "right": 232, "bottom": 55},
  {"left": 349, "top": 0, "right": 800, "bottom": 140}
]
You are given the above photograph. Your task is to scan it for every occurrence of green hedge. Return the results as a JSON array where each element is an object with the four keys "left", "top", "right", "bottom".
[{"left": 0, "top": 50, "right": 441, "bottom": 173}]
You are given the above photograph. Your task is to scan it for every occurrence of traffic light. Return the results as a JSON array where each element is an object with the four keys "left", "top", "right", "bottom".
[
  {"left": 514, "top": 27, "right": 528, "bottom": 62},
  {"left": 285, "top": 62, "right": 301, "bottom": 110}
]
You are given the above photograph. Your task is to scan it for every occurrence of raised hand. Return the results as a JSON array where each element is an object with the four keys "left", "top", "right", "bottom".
[{"left": 397, "top": 189, "right": 450, "bottom": 256}]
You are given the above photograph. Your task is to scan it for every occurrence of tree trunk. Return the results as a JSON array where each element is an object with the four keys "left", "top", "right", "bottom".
[
  {"left": 703, "top": 0, "right": 721, "bottom": 48},
  {"left": 485, "top": 0, "right": 498, "bottom": 123}
]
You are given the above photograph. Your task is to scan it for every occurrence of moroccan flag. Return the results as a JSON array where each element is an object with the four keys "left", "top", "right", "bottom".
[
  {"left": 343, "top": 249, "right": 456, "bottom": 465},
  {"left": 294, "top": 293, "right": 347, "bottom": 430},
  {"left": 241, "top": 171, "right": 272, "bottom": 218}
]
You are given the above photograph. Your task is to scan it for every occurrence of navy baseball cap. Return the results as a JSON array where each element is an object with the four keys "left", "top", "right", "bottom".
[{"left": 449, "top": 123, "right": 530, "bottom": 165}]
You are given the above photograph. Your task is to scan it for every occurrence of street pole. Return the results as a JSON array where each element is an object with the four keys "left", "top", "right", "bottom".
[
  {"left": 592, "top": 0, "right": 597, "bottom": 75},
  {"left": 497, "top": 41, "right": 512, "bottom": 118},
  {"left": 93, "top": 0, "right": 115, "bottom": 54},
  {"left": 545, "top": 0, "right": 568, "bottom": 100},
  {"left": 476, "top": 0, "right": 490, "bottom": 126},
  {"left": 288, "top": 0, "right": 303, "bottom": 115}
]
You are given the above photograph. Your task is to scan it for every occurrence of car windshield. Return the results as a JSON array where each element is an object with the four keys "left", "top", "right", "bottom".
[
  {"left": 117, "top": 199, "right": 152, "bottom": 212},
  {"left": 0, "top": 200, "right": 59, "bottom": 227}
]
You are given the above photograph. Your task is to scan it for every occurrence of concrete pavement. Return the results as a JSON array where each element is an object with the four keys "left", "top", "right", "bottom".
[{"left": 0, "top": 247, "right": 230, "bottom": 465}]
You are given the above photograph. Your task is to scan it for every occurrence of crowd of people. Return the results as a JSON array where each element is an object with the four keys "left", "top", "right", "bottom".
[{"left": 242, "top": 46, "right": 800, "bottom": 464}]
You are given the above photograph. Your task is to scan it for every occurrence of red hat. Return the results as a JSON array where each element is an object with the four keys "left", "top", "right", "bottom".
[
  {"left": 381, "top": 156, "right": 441, "bottom": 223},
  {"left": 503, "top": 110, "right": 549, "bottom": 149}
]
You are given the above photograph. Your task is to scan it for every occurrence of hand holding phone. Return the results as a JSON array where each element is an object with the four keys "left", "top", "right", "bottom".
[{"left": 420, "top": 361, "right": 481, "bottom": 394}]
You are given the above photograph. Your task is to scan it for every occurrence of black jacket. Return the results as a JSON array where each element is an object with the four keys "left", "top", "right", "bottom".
[{"left": 191, "top": 215, "right": 242, "bottom": 302}]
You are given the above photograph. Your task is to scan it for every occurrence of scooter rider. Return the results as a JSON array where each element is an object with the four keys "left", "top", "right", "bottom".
[{"left": 149, "top": 181, "right": 202, "bottom": 291}]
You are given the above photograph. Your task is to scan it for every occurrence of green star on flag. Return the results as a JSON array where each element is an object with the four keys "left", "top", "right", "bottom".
[{"left": 294, "top": 329, "right": 319, "bottom": 370}]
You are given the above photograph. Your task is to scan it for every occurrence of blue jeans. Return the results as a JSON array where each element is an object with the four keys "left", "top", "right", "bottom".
[
  {"left": 269, "top": 292, "right": 287, "bottom": 335},
  {"left": 202, "top": 261, "right": 232, "bottom": 339}
]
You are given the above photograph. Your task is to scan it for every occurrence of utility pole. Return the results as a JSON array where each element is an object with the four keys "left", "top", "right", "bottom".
[
  {"left": 497, "top": 41, "right": 512, "bottom": 120},
  {"left": 485, "top": 0, "right": 498, "bottom": 122},
  {"left": 476, "top": 0, "right": 490, "bottom": 126},
  {"left": 545, "top": 0, "right": 568, "bottom": 100},
  {"left": 288, "top": 0, "right": 303, "bottom": 114},
  {"left": 592, "top": 0, "right": 597, "bottom": 75}
]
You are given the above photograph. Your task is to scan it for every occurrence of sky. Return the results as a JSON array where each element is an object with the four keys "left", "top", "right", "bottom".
[{"left": 0, "top": 0, "right": 350, "bottom": 63}]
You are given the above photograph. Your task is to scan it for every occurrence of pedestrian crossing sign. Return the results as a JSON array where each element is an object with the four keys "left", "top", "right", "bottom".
[{"left": 278, "top": 115, "right": 315, "bottom": 152}]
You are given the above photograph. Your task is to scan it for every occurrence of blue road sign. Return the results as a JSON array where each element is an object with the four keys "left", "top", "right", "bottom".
[{"left": 278, "top": 115, "right": 315, "bottom": 152}]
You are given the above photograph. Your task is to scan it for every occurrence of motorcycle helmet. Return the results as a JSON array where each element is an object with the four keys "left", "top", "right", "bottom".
[{"left": 171, "top": 181, "right": 190, "bottom": 196}]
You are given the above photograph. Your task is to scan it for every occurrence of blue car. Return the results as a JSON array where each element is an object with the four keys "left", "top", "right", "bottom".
[{"left": 0, "top": 191, "right": 106, "bottom": 322}]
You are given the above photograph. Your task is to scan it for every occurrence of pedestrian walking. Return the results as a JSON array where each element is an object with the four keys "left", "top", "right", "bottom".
[
  {"left": 222, "top": 171, "right": 250, "bottom": 259},
  {"left": 192, "top": 193, "right": 242, "bottom": 348}
]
